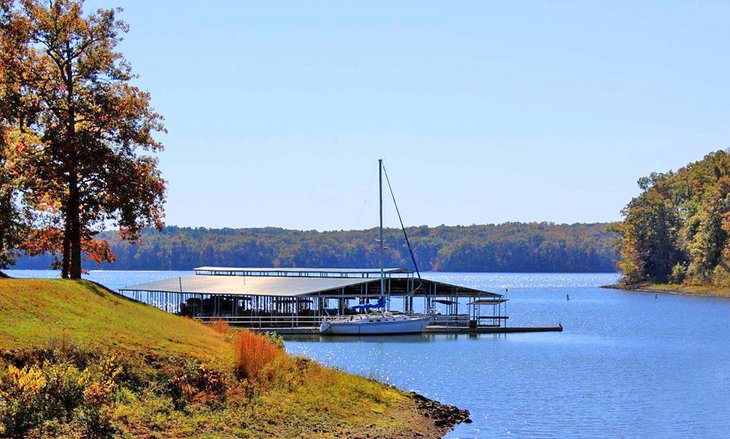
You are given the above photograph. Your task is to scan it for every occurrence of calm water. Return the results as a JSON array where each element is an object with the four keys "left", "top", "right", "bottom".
[{"left": 9, "top": 270, "right": 730, "bottom": 438}]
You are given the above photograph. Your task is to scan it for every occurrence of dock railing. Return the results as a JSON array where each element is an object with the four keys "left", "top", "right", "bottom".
[
  {"left": 197, "top": 315, "right": 324, "bottom": 328},
  {"left": 430, "top": 314, "right": 470, "bottom": 326}
]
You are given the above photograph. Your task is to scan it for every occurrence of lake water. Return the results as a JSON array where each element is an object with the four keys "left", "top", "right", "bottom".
[{"left": 8, "top": 270, "right": 730, "bottom": 438}]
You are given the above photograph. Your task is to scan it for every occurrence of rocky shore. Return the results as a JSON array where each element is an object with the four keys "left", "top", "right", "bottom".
[{"left": 410, "top": 391, "right": 472, "bottom": 435}]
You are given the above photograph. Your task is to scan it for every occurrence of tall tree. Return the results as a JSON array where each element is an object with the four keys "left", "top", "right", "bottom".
[{"left": 0, "top": 0, "right": 166, "bottom": 278}]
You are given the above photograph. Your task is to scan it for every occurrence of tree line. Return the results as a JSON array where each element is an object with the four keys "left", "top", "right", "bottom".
[
  {"left": 16, "top": 222, "right": 619, "bottom": 272},
  {"left": 612, "top": 150, "right": 730, "bottom": 286}
]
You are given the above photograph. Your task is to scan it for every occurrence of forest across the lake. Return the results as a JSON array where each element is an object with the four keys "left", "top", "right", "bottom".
[{"left": 16, "top": 222, "right": 617, "bottom": 272}]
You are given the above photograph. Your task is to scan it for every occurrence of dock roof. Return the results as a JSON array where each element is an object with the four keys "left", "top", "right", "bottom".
[
  {"left": 121, "top": 274, "right": 502, "bottom": 298},
  {"left": 120, "top": 275, "right": 370, "bottom": 297},
  {"left": 193, "top": 266, "right": 413, "bottom": 278}
]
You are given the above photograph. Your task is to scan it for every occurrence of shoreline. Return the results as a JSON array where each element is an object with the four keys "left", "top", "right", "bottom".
[
  {"left": 0, "top": 277, "right": 469, "bottom": 438},
  {"left": 601, "top": 283, "right": 730, "bottom": 299},
  {"left": 405, "top": 391, "right": 471, "bottom": 436}
]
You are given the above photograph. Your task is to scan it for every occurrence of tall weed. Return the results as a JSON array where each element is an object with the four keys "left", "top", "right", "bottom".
[
  {"left": 233, "top": 331, "right": 285, "bottom": 384},
  {"left": 211, "top": 318, "right": 232, "bottom": 335}
]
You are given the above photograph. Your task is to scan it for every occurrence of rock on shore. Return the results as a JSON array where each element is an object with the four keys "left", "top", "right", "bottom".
[{"left": 409, "top": 391, "right": 472, "bottom": 433}]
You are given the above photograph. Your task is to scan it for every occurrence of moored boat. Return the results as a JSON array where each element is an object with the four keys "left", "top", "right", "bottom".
[
  {"left": 320, "top": 313, "right": 432, "bottom": 335},
  {"left": 319, "top": 159, "right": 433, "bottom": 336}
]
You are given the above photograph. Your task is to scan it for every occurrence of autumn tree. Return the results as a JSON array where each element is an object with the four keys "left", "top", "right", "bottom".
[
  {"left": 0, "top": 7, "right": 37, "bottom": 269},
  {"left": 0, "top": 0, "right": 165, "bottom": 278},
  {"left": 614, "top": 150, "right": 730, "bottom": 286},
  {"left": 611, "top": 182, "right": 684, "bottom": 284}
]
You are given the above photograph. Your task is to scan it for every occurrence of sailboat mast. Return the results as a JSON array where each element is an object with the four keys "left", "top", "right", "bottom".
[{"left": 379, "top": 159, "right": 385, "bottom": 302}]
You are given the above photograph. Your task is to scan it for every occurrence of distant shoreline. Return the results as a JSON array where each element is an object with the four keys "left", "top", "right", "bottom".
[
  {"left": 11, "top": 222, "right": 619, "bottom": 273},
  {"left": 602, "top": 283, "right": 730, "bottom": 299}
]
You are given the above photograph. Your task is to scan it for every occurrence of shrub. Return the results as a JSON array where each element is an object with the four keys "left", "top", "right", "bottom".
[
  {"left": 233, "top": 331, "right": 284, "bottom": 384},
  {"left": 0, "top": 364, "right": 47, "bottom": 436},
  {"left": 0, "top": 351, "right": 123, "bottom": 437},
  {"left": 169, "top": 359, "right": 228, "bottom": 408},
  {"left": 41, "top": 361, "right": 86, "bottom": 421}
]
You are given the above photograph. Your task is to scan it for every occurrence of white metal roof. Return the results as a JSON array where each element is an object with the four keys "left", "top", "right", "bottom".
[
  {"left": 193, "top": 266, "right": 413, "bottom": 278},
  {"left": 120, "top": 275, "right": 371, "bottom": 297}
]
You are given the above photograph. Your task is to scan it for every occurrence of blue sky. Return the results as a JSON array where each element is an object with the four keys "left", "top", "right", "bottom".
[{"left": 87, "top": 1, "right": 730, "bottom": 230}]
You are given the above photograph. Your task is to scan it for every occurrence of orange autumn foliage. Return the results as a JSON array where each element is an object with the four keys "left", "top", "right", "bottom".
[
  {"left": 233, "top": 330, "right": 284, "bottom": 384},
  {"left": 19, "top": 226, "right": 115, "bottom": 269},
  {"left": 211, "top": 318, "right": 232, "bottom": 335}
]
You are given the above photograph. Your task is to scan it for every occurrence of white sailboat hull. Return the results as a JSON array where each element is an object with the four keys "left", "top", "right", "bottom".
[{"left": 320, "top": 315, "right": 432, "bottom": 335}]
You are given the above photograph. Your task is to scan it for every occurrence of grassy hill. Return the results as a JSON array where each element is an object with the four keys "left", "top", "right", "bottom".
[
  {"left": 0, "top": 279, "right": 231, "bottom": 363},
  {"left": 0, "top": 279, "right": 465, "bottom": 437}
]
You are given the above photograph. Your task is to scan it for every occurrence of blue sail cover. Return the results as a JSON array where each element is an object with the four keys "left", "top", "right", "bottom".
[{"left": 351, "top": 296, "right": 386, "bottom": 311}]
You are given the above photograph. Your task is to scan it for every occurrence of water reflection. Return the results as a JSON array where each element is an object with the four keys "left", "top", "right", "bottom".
[{"left": 286, "top": 334, "right": 429, "bottom": 343}]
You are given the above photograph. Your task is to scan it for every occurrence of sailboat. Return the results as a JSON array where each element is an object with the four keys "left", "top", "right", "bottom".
[{"left": 319, "top": 160, "right": 433, "bottom": 335}]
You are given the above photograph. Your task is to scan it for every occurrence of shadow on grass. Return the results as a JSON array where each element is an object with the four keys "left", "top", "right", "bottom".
[{"left": 68, "top": 279, "right": 142, "bottom": 303}]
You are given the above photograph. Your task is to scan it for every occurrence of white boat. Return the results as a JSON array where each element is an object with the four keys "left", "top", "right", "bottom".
[
  {"left": 320, "top": 313, "right": 432, "bottom": 335},
  {"left": 319, "top": 159, "right": 433, "bottom": 336}
]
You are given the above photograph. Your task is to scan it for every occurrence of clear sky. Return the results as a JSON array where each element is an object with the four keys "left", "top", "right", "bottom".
[{"left": 85, "top": 0, "right": 730, "bottom": 231}]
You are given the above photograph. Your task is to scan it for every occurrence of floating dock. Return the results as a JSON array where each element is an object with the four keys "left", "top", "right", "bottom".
[{"left": 249, "top": 325, "right": 564, "bottom": 335}]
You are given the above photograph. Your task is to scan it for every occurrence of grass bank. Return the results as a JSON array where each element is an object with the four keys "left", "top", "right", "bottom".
[
  {"left": 0, "top": 279, "right": 468, "bottom": 437},
  {"left": 602, "top": 282, "right": 730, "bottom": 298}
]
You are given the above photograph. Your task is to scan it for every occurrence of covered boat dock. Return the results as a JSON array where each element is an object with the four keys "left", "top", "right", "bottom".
[{"left": 120, "top": 267, "right": 560, "bottom": 334}]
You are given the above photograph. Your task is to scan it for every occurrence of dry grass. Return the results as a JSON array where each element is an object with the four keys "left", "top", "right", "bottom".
[
  {"left": 211, "top": 317, "right": 232, "bottom": 335},
  {"left": 233, "top": 330, "right": 285, "bottom": 383}
]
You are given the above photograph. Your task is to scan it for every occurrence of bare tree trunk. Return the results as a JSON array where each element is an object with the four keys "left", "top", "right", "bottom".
[
  {"left": 0, "top": 191, "right": 9, "bottom": 268},
  {"left": 61, "top": 221, "right": 70, "bottom": 278},
  {"left": 69, "top": 170, "right": 81, "bottom": 278},
  {"left": 64, "top": 49, "right": 82, "bottom": 279}
]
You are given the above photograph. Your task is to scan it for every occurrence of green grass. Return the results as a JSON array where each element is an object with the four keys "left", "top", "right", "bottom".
[
  {"left": 0, "top": 279, "right": 232, "bottom": 365},
  {"left": 0, "top": 279, "right": 429, "bottom": 438}
]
